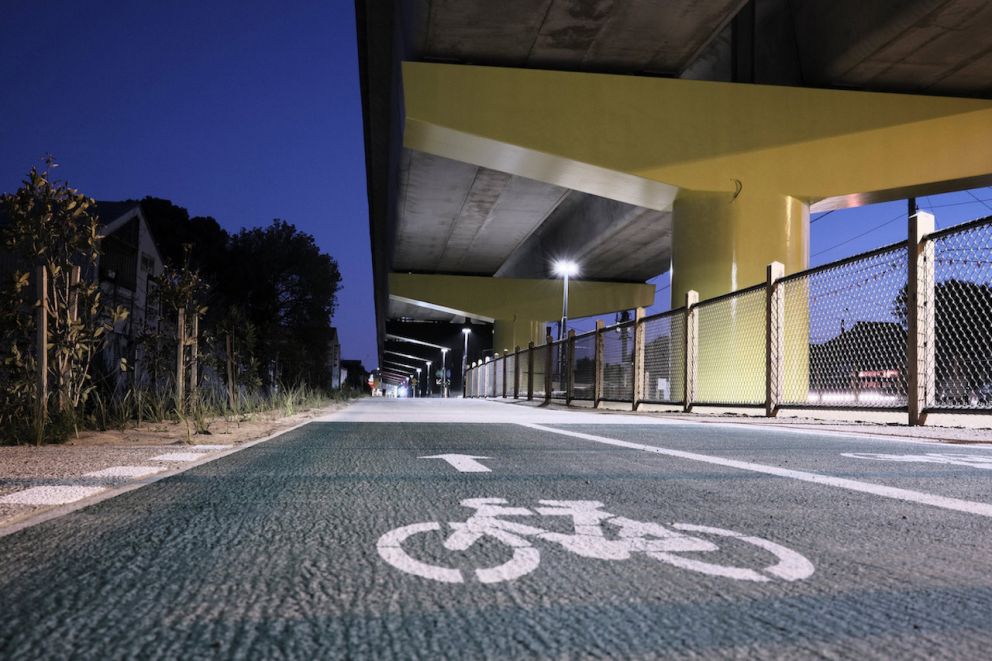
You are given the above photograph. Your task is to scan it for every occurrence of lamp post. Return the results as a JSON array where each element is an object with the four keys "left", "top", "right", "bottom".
[
  {"left": 425, "top": 360, "right": 432, "bottom": 398},
  {"left": 461, "top": 328, "right": 471, "bottom": 398},
  {"left": 415, "top": 367, "right": 421, "bottom": 398},
  {"left": 553, "top": 260, "right": 579, "bottom": 341},
  {"left": 441, "top": 348, "right": 449, "bottom": 398}
]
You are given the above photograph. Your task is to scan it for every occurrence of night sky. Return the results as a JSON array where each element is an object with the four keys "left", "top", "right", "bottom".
[{"left": 3, "top": 2, "right": 991, "bottom": 355}]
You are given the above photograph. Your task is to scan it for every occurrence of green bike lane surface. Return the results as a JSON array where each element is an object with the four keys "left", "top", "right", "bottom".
[{"left": 1, "top": 421, "right": 991, "bottom": 659}]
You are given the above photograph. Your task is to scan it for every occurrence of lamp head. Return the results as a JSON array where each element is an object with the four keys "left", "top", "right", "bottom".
[{"left": 553, "top": 260, "right": 579, "bottom": 277}]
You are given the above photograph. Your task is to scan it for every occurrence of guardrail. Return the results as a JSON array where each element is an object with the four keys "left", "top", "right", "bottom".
[{"left": 465, "top": 212, "right": 992, "bottom": 425}]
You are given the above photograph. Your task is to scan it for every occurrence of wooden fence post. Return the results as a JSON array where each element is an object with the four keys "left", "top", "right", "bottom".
[
  {"left": 527, "top": 342, "right": 535, "bottom": 400},
  {"left": 684, "top": 291, "right": 699, "bottom": 412},
  {"left": 908, "top": 211, "right": 936, "bottom": 426},
  {"left": 632, "top": 307, "right": 646, "bottom": 410},
  {"left": 544, "top": 334, "right": 553, "bottom": 404},
  {"left": 766, "top": 262, "right": 785, "bottom": 417},
  {"left": 594, "top": 320, "right": 604, "bottom": 408}
]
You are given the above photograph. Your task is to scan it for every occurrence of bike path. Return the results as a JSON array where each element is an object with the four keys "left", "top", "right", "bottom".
[
  {"left": 548, "top": 423, "right": 992, "bottom": 505},
  {"left": 1, "top": 421, "right": 991, "bottom": 658}
]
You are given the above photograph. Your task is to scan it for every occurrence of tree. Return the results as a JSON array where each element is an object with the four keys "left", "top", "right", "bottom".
[
  {"left": 0, "top": 161, "right": 126, "bottom": 442},
  {"left": 894, "top": 279, "right": 992, "bottom": 403},
  {"left": 224, "top": 220, "right": 341, "bottom": 387}
]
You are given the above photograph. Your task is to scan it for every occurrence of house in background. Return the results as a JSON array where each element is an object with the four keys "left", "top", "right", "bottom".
[{"left": 93, "top": 202, "right": 166, "bottom": 388}]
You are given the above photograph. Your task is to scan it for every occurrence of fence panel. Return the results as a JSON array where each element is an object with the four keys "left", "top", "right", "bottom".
[
  {"left": 495, "top": 356, "right": 504, "bottom": 398},
  {"left": 549, "top": 340, "right": 567, "bottom": 400},
  {"left": 929, "top": 218, "right": 992, "bottom": 410},
  {"left": 601, "top": 321, "right": 635, "bottom": 401},
  {"left": 641, "top": 310, "right": 686, "bottom": 404},
  {"left": 695, "top": 286, "right": 766, "bottom": 405},
  {"left": 505, "top": 353, "right": 516, "bottom": 398},
  {"left": 780, "top": 244, "right": 908, "bottom": 409},
  {"left": 532, "top": 347, "right": 546, "bottom": 400},
  {"left": 571, "top": 331, "right": 596, "bottom": 401}
]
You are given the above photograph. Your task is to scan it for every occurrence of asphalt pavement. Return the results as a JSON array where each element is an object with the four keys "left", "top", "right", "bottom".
[{"left": 3, "top": 398, "right": 992, "bottom": 659}]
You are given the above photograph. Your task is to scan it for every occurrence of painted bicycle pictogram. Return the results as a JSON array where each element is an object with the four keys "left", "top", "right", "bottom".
[{"left": 377, "top": 498, "right": 815, "bottom": 584}]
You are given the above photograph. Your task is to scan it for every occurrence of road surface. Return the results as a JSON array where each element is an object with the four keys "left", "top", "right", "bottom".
[{"left": 3, "top": 398, "right": 992, "bottom": 658}]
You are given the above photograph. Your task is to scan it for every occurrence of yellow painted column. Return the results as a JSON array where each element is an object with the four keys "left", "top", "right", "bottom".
[
  {"left": 494, "top": 317, "right": 544, "bottom": 355},
  {"left": 672, "top": 190, "right": 809, "bottom": 405}
]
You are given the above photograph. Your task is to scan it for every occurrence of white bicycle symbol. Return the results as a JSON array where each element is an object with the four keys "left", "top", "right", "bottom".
[
  {"left": 843, "top": 452, "right": 992, "bottom": 470},
  {"left": 377, "top": 498, "right": 814, "bottom": 584}
]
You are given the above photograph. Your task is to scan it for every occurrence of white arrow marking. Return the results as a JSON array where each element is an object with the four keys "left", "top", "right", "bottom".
[{"left": 419, "top": 454, "right": 493, "bottom": 473}]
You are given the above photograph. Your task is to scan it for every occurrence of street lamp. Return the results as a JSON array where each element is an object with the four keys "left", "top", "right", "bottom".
[
  {"left": 441, "top": 348, "right": 450, "bottom": 398},
  {"left": 425, "top": 360, "right": 432, "bottom": 397},
  {"left": 553, "top": 260, "right": 579, "bottom": 341},
  {"left": 461, "top": 328, "right": 471, "bottom": 398}
]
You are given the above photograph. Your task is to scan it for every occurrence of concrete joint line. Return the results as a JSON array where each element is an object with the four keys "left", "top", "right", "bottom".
[{"left": 520, "top": 423, "right": 992, "bottom": 519}]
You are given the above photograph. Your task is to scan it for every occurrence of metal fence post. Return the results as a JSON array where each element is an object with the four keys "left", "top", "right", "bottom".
[
  {"left": 502, "top": 352, "right": 508, "bottom": 398},
  {"left": 908, "top": 211, "right": 936, "bottom": 426},
  {"left": 766, "top": 262, "right": 785, "bottom": 417},
  {"left": 527, "top": 341, "right": 535, "bottom": 400},
  {"left": 684, "top": 290, "right": 699, "bottom": 412},
  {"left": 565, "top": 329, "right": 576, "bottom": 405},
  {"left": 594, "top": 320, "right": 604, "bottom": 408},
  {"left": 545, "top": 334, "right": 553, "bottom": 405},
  {"left": 513, "top": 345, "right": 521, "bottom": 399},
  {"left": 492, "top": 353, "right": 499, "bottom": 398},
  {"left": 632, "top": 307, "right": 645, "bottom": 410}
]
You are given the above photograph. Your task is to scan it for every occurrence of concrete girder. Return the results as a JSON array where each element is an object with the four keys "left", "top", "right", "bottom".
[
  {"left": 389, "top": 273, "right": 654, "bottom": 349},
  {"left": 402, "top": 61, "right": 992, "bottom": 302}
]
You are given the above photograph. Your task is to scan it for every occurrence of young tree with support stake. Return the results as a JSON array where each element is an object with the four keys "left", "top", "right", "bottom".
[{"left": 0, "top": 160, "right": 127, "bottom": 444}]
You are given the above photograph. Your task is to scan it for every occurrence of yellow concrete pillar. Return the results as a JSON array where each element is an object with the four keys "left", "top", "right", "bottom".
[
  {"left": 671, "top": 190, "right": 808, "bottom": 304},
  {"left": 672, "top": 190, "right": 808, "bottom": 405}
]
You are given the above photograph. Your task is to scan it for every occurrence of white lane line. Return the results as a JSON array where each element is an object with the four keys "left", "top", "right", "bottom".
[
  {"left": 0, "top": 486, "right": 106, "bottom": 506},
  {"left": 521, "top": 423, "right": 992, "bottom": 519},
  {"left": 84, "top": 466, "right": 165, "bottom": 479},
  {"left": 150, "top": 452, "right": 206, "bottom": 462}
]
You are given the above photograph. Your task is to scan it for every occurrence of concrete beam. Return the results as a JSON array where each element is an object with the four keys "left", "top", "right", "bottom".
[{"left": 389, "top": 273, "right": 655, "bottom": 324}]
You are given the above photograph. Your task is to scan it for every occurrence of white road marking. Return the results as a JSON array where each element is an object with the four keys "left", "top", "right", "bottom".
[
  {"left": 378, "top": 497, "right": 814, "bottom": 584},
  {"left": 149, "top": 452, "right": 206, "bottom": 462},
  {"left": 83, "top": 466, "right": 165, "bottom": 479},
  {"left": 419, "top": 454, "right": 493, "bottom": 472},
  {"left": 842, "top": 452, "right": 992, "bottom": 469},
  {"left": 522, "top": 423, "right": 992, "bottom": 518},
  {"left": 0, "top": 486, "right": 105, "bottom": 506}
]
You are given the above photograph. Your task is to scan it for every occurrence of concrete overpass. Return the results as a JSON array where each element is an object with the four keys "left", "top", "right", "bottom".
[{"left": 356, "top": 0, "right": 992, "bottom": 373}]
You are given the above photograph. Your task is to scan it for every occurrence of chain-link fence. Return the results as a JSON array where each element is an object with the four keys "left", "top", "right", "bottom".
[
  {"left": 461, "top": 215, "right": 992, "bottom": 421},
  {"left": 695, "top": 285, "right": 766, "bottom": 405},
  {"left": 780, "top": 243, "right": 908, "bottom": 409},
  {"left": 929, "top": 217, "right": 992, "bottom": 409},
  {"left": 571, "top": 331, "right": 597, "bottom": 401},
  {"left": 641, "top": 310, "right": 686, "bottom": 404},
  {"left": 601, "top": 321, "right": 635, "bottom": 401}
]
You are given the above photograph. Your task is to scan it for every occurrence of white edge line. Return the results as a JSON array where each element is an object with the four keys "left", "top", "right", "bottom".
[
  {"left": 521, "top": 423, "right": 992, "bottom": 519},
  {"left": 498, "top": 400, "right": 992, "bottom": 449},
  {"left": 0, "top": 417, "right": 319, "bottom": 539}
]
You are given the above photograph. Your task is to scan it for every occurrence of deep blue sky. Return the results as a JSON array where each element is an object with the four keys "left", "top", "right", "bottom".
[
  {"left": 3, "top": 2, "right": 991, "bottom": 348},
  {"left": 0, "top": 1, "right": 375, "bottom": 367}
]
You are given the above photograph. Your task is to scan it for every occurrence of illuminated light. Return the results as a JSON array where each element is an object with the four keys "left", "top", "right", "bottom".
[{"left": 553, "top": 260, "right": 579, "bottom": 277}]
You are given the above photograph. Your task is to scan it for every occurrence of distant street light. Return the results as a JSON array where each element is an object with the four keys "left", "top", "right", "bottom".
[
  {"left": 461, "top": 328, "right": 471, "bottom": 398},
  {"left": 553, "top": 260, "right": 579, "bottom": 341}
]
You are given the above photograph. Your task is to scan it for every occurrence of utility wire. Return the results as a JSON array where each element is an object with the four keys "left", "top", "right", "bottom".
[{"left": 811, "top": 211, "right": 906, "bottom": 258}]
